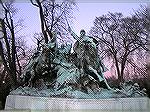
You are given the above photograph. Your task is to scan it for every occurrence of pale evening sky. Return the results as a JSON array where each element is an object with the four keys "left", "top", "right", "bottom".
[
  {"left": 14, "top": 1, "right": 147, "bottom": 45},
  {"left": 0, "top": 0, "right": 147, "bottom": 77}
]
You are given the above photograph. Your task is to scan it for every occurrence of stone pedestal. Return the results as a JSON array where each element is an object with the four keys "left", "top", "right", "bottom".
[{"left": 4, "top": 95, "right": 150, "bottom": 112}]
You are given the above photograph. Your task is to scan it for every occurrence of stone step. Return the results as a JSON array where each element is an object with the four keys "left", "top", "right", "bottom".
[{"left": 4, "top": 95, "right": 150, "bottom": 112}]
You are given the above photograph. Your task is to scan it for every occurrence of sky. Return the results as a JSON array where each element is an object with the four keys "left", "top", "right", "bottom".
[
  {"left": 0, "top": 0, "right": 148, "bottom": 77},
  {"left": 13, "top": 1, "right": 147, "bottom": 44},
  {"left": 73, "top": 2, "right": 146, "bottom": 35},
  {"left": 12, "top": 1, "right": 147, "bottom": 77}
]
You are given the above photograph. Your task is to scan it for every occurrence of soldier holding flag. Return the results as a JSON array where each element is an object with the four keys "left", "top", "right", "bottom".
[{"left": 68, "top": 27, "right": 111, "bottom": 90}]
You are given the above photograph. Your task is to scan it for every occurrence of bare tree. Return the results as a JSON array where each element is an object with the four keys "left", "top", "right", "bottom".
[
  {"left": 30, "top": 0, "right": 76, "bottom": 44},
  {"left": 89, "top": 12, "right": 148, "bottom": 84},
  {"left": 134, "top": 5, "right": 150, "bottom": 77},
  {"left": 0, "top": 0, "right": 27, "bottom": 88}
]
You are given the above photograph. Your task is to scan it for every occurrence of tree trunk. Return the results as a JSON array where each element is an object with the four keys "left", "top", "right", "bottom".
[
  {"left": 114, "top": 55, "right": 122, "bottom": 85},
  {"left": 0, "top": 19, "right": 11, "bottom": 66},
  {"left": 0, "top": 41, "right": 16, "bottom": 88},
  {"left": 0, "top": 18, "right": 18, "bottom": 89},
  {"left": 120, "top": 59, "right": 126, "bottom": 83},
  {"left": 36, "top": 0, "right": 49, "bottom": 44},
  {"left": 10, "top": 18, "right": 18, "bottom": 86}
]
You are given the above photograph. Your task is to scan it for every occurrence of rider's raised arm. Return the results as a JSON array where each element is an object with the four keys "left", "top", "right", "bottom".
[{"left": 68, "top": 27, "right": 79, "bottom": 40}]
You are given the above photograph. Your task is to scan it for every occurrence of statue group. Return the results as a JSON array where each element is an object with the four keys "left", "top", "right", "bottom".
[{"left": 11, "top": 28, "right": 147, "bottom": 98}]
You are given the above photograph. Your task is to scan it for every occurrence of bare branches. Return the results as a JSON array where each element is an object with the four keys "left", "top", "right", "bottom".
[
  {"left": 30, "top": 0, "right": 39, "bottom": 7},
  {"left": 0, "top": 0, "right": 28, "bottom": 88},
  {"left": 90, "top": 12, "right": 148, "bottom": 83},
  {"left": 30, "top": 0, "right": 76, "bottom": 44}
]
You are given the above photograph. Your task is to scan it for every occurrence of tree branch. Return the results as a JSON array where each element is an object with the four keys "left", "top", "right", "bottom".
[{"left": 30, "top": 0, "right": 39, "bottom": 7}]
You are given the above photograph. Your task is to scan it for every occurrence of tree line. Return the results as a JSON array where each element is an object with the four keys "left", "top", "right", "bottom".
[{"left": 89, "top": 9, "right": 150, "bottom": 84}]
